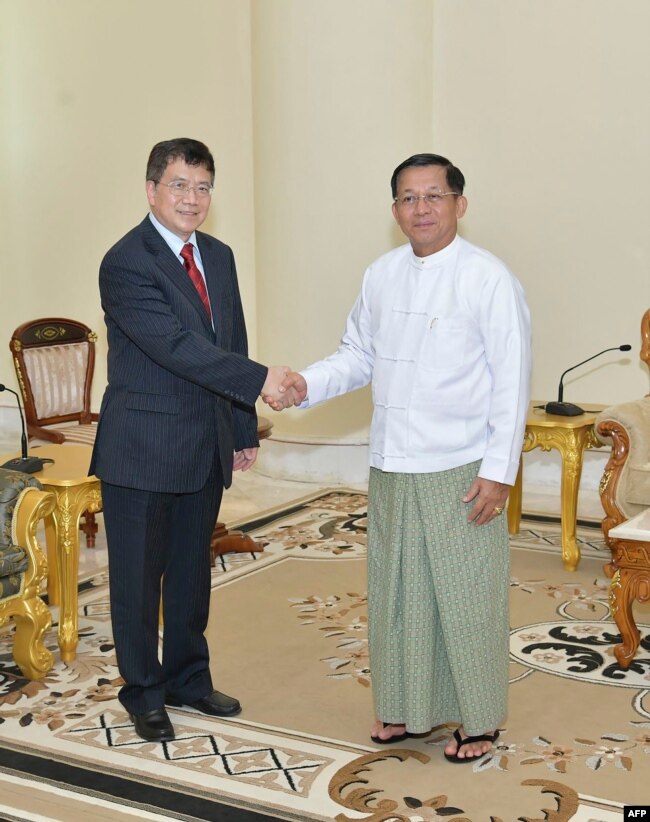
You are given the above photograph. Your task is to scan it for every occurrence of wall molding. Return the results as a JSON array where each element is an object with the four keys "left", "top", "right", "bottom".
[
  {"left": 255, "top": 429, "right": 609, "bottom": 495},
  {"left": 1, "top": 406, "right": 607, "bottom": 513}
]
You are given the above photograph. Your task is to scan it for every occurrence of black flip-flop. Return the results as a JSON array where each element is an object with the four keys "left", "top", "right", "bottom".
[
  {"left": 370, "top": 721, "right": 411, "bottom": 744},
  {"left": 444, "top": 728, "right": 500, "bottom": 763}
]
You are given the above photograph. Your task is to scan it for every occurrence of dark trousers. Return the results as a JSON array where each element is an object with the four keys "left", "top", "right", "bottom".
[{"left": 101, "top": 467, "right": 223, "bottom": 715}]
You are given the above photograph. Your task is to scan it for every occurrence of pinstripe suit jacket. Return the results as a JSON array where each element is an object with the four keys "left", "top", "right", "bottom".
[{"left": 90, "top": 216, "right": 267, "bottom": 493}]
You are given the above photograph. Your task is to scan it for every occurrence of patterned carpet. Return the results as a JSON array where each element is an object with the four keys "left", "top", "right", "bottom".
[{"left": 0, "top": 490, "right": 647, "bottom": 822}]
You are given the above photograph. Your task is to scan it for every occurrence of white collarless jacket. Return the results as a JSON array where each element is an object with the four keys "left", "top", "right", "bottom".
[{"left": 300, "top": 234, "right": 531, "bottom": 486}]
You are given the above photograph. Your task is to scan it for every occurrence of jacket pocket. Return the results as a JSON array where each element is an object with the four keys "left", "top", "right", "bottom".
[
  {"left": 125, "top": 392, "right": 181, "bottom": 415},
  {"left": 419, "top": 316, "right": 471, "bottom": 370}
]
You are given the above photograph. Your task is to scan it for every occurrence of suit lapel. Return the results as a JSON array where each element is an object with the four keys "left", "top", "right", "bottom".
[{"left": 142, "top": 218, "right": 214, "bottom": 336}]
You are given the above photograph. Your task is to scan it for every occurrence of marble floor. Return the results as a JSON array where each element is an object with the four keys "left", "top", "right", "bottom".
[{"left": 73, "top": 469, "right": 604, "bottom": 578}]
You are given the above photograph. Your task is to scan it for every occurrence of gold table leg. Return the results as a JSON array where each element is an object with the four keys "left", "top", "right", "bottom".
[
  {"left": 558, "top": 427, "right": 603, "bottom": 571},
  {"left": 45, "top": 481, "right": 102, "bottom": 662},
  {"left": 557, "top": 431, "right": 586, "bottom": 572},
  {"left": 44, "top": 516, "right": 60, "bottom": 606},
  {"left": 507, "top": 459, "right": 523, "bottom": 535},
  {"left": 523, "top": 425, "right": 601, "bottom": 572}
]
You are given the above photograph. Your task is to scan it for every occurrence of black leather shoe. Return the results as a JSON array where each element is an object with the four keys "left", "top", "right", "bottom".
[
  {"left": 129, "top": 708, "right": 175, "bottom": 742},
  {"left": 166, "top": 689, "right": 241, "bottom": 717}
]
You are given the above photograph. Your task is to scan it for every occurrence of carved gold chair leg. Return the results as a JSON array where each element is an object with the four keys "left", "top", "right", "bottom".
[
  {"left": 5, "top": 486, "right": 56, "bottom": 679},
  {"left": 11, "top": 596, "right": 54, "bottom": 680}
]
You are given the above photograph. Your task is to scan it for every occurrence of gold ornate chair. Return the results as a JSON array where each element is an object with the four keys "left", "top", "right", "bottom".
[
  {"left": 0, "top": 467, "right": 55, "bottom": 679},
  {"left": 10, "top": 318, "right": 100, "bottom": 546},
  {"left": 595, "top": 308, "right": 650, "bottom": 668}
]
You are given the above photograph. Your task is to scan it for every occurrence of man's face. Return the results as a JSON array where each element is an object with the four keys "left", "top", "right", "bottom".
[
  {"left": 146, "top": 159, "right": 213, "bottom": 241},
  {"left": 391, "top": 164, "right": 467, "bottom": 257}
]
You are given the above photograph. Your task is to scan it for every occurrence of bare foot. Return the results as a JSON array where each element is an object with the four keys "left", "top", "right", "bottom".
[
  {"left": 370, "top": 719, "right": 407, "bottom": 741},
  {"left": 444, "top": 726, "right": 498, "bottom": 760}
]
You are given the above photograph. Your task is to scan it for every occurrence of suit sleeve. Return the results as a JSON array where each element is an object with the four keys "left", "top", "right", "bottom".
[{"left": 99, "top": 247, "right": 268, "bottom": 408}]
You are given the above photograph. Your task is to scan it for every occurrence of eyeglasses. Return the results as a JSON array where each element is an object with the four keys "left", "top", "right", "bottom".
[
  {"left": 157, "top": 180, "right": 214, "bottom": 198},
  {"left": 394, "top": 192, "right": 458, "bottom": 208}
]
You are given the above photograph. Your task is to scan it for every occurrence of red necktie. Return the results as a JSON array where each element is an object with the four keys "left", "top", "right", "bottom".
[{"left": 181, "top": 243, "right": 212, "bottom": 319}]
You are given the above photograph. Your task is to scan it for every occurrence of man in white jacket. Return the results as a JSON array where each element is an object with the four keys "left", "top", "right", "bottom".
[{"left": 266, "top": 153, "right": 531, "bottom": 762}]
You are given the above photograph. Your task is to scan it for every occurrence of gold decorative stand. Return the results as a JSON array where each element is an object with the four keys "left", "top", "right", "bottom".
[{"left": 507, "top": 402, "right": 606, "bottom": 571}]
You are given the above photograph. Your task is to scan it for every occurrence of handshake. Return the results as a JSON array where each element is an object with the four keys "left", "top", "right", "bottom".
[{"left": 261, "top": 366, "right": 308, "bottom": 411}]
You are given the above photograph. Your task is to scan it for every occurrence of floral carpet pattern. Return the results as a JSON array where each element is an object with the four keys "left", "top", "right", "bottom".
[{"left": 0, "top": 490, "right": 647, "bottom": 821}]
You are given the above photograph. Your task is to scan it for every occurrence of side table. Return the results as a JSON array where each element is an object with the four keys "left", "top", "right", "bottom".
[{"left": 507, "top": 402, "right": 606, "bottom": 571}]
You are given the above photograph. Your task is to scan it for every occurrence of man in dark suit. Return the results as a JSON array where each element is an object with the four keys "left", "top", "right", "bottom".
[{"left": 91, "top": 138, "right": 290, "bottom": 742}]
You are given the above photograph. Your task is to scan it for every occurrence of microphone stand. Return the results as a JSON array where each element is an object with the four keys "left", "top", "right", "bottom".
[
  {"left": 0, "top": 383, "right": 50, "bottom": 473},
  {"left": 544, "top": 345, "right": 632, "bottom": 416}
]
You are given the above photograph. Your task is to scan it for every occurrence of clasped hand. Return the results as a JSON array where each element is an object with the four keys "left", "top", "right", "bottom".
[{"left": 261, "top": 367, "right": 308, "bottom": 411}]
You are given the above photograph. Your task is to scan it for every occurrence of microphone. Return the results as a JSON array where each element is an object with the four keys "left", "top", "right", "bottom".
[
  {"left": 544, "top": 345, "right": 632, "bottom": 416},
  {"left": 0, "top": 383, "right": 53, "bottom": 473}
]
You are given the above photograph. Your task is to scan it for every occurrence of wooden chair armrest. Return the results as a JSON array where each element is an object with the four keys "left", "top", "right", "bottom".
[
  {"left": 26, "top": 424, "right": 65, "bottom": 444},
  {"left": 596, "top": 417, "right": 632, "bottom": 543}
]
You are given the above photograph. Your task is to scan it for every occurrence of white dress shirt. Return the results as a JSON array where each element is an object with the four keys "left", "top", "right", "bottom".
[
  {"left": 148, "top": 212, "right": 206, "bottom": 279},
  {"left": 300, "top": 234, "right": 531, "bottom": 485}
]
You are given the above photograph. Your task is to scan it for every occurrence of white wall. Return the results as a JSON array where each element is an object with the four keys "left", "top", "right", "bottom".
[
  {"left": 1, "top": 0, "right": 648, "bottom": 498},
  {"left": 432, "top": 0, "right": 650, "bottom": 407},
  {"left": 0, "top": 0, "right": 258, "bottom": 411},
  {"left": 251, "top": 0, "right": 434, "bottom": 437}
]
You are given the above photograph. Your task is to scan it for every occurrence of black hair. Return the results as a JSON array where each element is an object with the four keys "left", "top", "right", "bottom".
[
  {"left": 390, "top": 153, "right": 465, "bottom": 197},
  {"left": 146, "top": 138, "right": 215, "bottom": 183}
]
